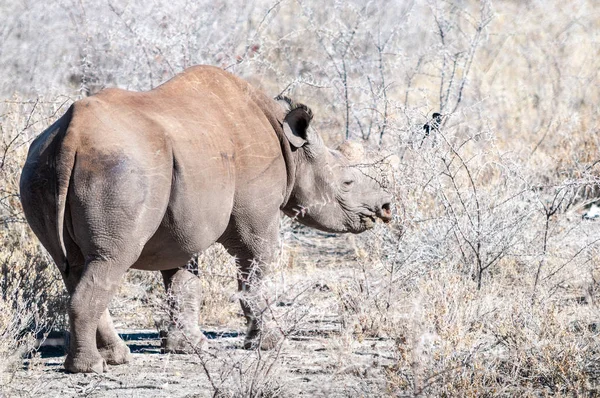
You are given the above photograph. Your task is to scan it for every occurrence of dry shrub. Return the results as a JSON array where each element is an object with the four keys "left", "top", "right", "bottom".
[
  {"left": 0, "top": 299, "right": 41, "bottom": 392},
  {"left": 180, "top": 246, "right": 327, "bottom": 398},
  {"left": 381, "top": 266, "right": 600, "bottom": 396},
  {"left": 113, "top": 244, "right": 241, "bottom": 331},
  {"left": 194, "top": 245, "right": 241, "bottom": 328},
  {"left": 0, "top": 99, "right": 70, "bottom": 391}
]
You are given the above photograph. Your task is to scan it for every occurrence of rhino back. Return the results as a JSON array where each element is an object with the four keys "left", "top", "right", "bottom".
[
  {"left": 21, "top": 66, "right": 289, "bottom": 271},
  {"left": 68, "top": 67, "right": 287, "bottom": 270}
]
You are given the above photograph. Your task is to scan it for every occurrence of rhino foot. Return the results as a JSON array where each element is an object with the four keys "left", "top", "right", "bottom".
[
  {"left": 64, "top": 351, "right": 107, "bottom": 373},
  {"left": 162, "top": 328, "right": 209, "bottom": 354},
  {"left": 98, "top": 341, "right": 132, "bottom": 365},
  {"left": 243, "top": 327, "right": 283, "bottom": 351}
]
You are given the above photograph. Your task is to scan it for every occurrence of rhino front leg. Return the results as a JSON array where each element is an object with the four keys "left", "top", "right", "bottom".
[
  {"left": 161, "top": 268, "right": 208, "bottom": 353},
  {"left": 235, "top": 256, "right": 283, "bottom": 350},
  {"left": 219, "top": 198, "right": 285, "bottom": 350}
]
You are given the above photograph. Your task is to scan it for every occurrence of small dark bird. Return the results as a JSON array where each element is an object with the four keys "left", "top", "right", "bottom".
[
  {"left": 420, "top": 112, "right": 442, "bottom": 147},
  {"left": 423, "top": 112, "right": 442, "bottom": 136},
  {"left": 419, "top": 112, "right": 442, "bottom": 148}
]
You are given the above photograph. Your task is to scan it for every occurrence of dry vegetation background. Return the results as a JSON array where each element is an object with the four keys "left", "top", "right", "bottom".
[{"left": 1, "top": 0, "right": 600, "bottom": 396}]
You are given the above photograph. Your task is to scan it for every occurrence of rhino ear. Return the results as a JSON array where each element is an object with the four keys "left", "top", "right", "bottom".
[{"left": 282, "top": 106, "right": 313, "bottom": 148}]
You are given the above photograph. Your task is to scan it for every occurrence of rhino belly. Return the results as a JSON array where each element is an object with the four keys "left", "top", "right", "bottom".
[{"left": 131, "top": 186, "right": 234, "bottom": 271}]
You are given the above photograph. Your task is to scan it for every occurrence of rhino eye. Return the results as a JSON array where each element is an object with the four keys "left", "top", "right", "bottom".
[{"left": 343, "top": 180, "right": 355, "bottom": 187}]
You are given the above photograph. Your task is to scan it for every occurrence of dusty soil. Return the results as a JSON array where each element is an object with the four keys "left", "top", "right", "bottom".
[
  {"left": 6, "top": 234, "right": 400, "bottom": 398},
  {"left": 9, "top": 326, "right": 396, "bottom": 397}
]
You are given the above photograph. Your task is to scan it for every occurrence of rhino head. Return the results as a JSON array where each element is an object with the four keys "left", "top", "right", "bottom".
[{"left": 277, "top": 97, "right": 395, "bottom": 234}]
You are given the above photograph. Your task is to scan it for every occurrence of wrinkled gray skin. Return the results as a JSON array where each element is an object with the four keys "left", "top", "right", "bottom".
[{"left": 19, "top": 66, "right": 393, "bottom": 373}]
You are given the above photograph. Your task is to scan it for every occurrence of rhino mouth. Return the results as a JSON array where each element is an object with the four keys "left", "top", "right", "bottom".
[
  {"left": 359, "top": 213, "right": 380, "bottom": 229},
  {"left": 359, "top": 203, "right": 393, "bottom": 229},
  {"left": 362, "top": 215, "right": 377, "bottom": 229}
]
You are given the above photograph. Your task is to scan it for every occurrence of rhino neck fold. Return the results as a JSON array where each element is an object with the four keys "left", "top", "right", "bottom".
[
  {"left": 278, "top": 125, "right": 297, "bottom": 210},
  {"left": 254, "top": 94, "right": 297, "bottom": 211}
]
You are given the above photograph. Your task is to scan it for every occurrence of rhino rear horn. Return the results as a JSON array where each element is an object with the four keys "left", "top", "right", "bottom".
[{"left": 283, "top": 106, "right": 312, "bottom": 148}]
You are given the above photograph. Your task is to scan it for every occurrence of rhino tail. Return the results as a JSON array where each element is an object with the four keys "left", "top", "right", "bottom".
[{"left": 54, "top": 106, "right": 76, "bottom": 277}]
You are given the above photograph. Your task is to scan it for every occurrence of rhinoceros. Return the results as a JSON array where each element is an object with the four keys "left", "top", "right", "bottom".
[{"left": 19, "top": 65, "right": 393, "bottom": 373}]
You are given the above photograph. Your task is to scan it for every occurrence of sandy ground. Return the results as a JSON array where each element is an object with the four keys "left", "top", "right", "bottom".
[
  {"left": 8, "top": 326, "right": 396, "bottom": 397},
  {"left": 7, "top": 245, "right": 399, "bottom": 398}
]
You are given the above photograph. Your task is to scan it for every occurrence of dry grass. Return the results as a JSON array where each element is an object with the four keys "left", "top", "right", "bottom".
[
  {"left": 1, "top": 0, "right": 600, "bottom": 396},
  {"left": 0, "top": 100, "right": 70, "bottom": 394}
]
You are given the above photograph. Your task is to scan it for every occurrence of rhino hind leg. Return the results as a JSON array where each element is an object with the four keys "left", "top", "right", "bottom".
[
  {"left": 161, "top": 268, "right": 208, "bottom": 353},
  {"left": 58, "top": 242, "right": 132, "bottom": 370},
  {"left": 63, "top": 254, "right": 138, "bottom": 373},
  {"left": 96, "top": 309, "right": 131, "bottom": 365},
  {"left": 58, "top": 258, "right": 105, "bottom": 373},
  {"left": 243, "top": 326, "right": 282, "bottom": 351}
]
